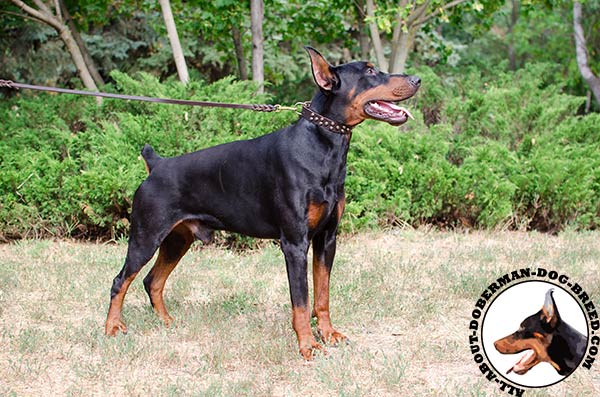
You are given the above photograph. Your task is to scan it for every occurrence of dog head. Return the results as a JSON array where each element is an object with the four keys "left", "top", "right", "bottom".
[
  {"left": 305, "top": 46, "right": 420, "bottom": 127},
  {"left": 494, "top": 289, "right": 563, "bottom": 375}
]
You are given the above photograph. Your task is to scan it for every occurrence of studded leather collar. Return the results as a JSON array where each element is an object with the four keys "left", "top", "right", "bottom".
[{"left": 300, "top": 104, "right": 353, "bottom": 135}]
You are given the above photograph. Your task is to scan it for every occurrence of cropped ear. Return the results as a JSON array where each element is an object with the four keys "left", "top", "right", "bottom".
[
  {"left": 305, "top": 46, "right": 338, "bottom": 92},
  {"left": 541, "top": 289, "right": 559, "bottom": 329}
]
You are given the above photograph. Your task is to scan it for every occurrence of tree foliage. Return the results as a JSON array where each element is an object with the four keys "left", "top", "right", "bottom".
[
  {"left": 363, "top": 0, "right": 503, "bottom": 73},
  {"left": 1, "top": 67, "right": 598, "bottom": 240},
  {"left": 0, "top": 0, "right": 599, "bottom": 239},
  {"left": 2, "top": 0, "right": 597, "bottom": 104}
]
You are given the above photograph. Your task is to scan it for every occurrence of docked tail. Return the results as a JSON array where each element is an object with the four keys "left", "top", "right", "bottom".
[{"left": 141, "top": 144, "right": 162, "bottom": 174}]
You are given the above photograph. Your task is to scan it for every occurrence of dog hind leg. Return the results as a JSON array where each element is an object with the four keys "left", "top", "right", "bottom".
[
  {"left": 143, "top": 222, "right": 194, "bottom": 326},
  {"left": 105, "top": 235, "right": 159, "bottom": 336}
]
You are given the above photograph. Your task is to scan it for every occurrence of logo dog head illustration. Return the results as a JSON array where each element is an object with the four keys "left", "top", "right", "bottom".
[{"left": 494, "top": 289, "right": 587, "bottom": 376}]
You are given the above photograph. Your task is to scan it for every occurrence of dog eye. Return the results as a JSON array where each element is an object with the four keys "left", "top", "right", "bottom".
[{"left": 366, "top": 67, "right": 377, "bottom": 76}]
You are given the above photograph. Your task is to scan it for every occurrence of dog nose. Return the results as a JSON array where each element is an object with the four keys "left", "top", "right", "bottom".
[{"left": 408, "top": 75, "right": 421, "bottom": 87}]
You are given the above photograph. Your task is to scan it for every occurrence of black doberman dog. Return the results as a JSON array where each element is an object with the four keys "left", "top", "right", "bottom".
[
  {"left": 494, "top": 289, "right": 587, "bottom": 376},
  {"left": 104, "top": 47, "right": 420, "bottom": 359}
]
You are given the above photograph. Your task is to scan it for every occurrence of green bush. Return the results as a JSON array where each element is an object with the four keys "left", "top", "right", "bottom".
[
  {"left": 0, "top": 73, "right": 295, "bottom": 239},
  {"left": 345, "top": 63, "right": 599, "bottom": 232},
  {"left": 1, "top": 66, "right": 599, "bottom": 240}
]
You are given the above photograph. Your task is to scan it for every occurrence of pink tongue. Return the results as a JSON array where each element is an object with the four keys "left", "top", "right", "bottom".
[
  {"left": 511, "top": 350, "right": 535, "bottom": 373},
  {"left": 372, "top": 101, "right": 414, "bottom": 119}
]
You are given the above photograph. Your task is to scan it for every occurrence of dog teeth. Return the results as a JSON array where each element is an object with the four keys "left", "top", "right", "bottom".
[
  {"left": 370, "top": 101, "right": 413, "bottom": 120},
  {"left": 401, "top": 107, "right": 414, "bottom": 120}
]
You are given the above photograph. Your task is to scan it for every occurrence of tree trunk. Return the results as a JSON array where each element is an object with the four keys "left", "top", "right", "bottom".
[
  {"left": 574, "top": 1, "right": 600, "bottom": 108},
  {"left": 353, "top": 1, "right": 370, "bottom": 59},
  {"left": 358, "top": 28, "right": 370, "bottom": 61},
  {"left": 507, "top": 0, "right": 520, "bottom": 71},
  {"left": 58, "top": 0, "right": 104, "bottom": 86},
  {"left": 365, "top": 0, "right": 388, "bottom": 71},
  {"left": 389, "top": 28, "right": 417, "bottom": 74},
  {"left": 57, "top": 24, "right": 97, "bottom": 90},
  {"left": 366, "top": 0, "right": 473, "bottom": 74},
  {"left": 158, "top": 0, "right": 189, "bottom": 84},
  {"left": 250, "top": 0, "right": 264, "bottom": 93},
  {"left": 388, "top": 0, "right": 407, "bottom": 72},
  {"left": 389, "top": 1, "right": 427, "bottom": 73},
  {"left": 231, "top": 26, "right": 248, "bottom": 80},
  {"left": 9, "top": 0, "right": 98, "bottom": 92}
]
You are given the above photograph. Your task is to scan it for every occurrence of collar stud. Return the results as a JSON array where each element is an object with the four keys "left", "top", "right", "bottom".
[{"left": 300, "top": 104, "right": 353, "bottom": 135}]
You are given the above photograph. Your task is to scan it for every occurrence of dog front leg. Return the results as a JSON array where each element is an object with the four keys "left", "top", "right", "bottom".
[
  {"left": 281, "top": 236, "right": 322, "bottom": 360},
  {"left": 312, "top": 229, "right": 346, "bottom": 345}
]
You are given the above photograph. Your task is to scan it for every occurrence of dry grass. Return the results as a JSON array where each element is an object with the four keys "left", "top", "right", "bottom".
[{"left": 1, "top": 230, "right": 599, "bottom": 396}]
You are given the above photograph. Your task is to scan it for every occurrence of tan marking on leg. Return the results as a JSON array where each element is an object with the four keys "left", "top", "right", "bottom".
[
  {"left": 313, "top": 256, "right": 346, "bottom": 345},
  {"left": 105, "top": 272, "right": 139, "bottom": 336},
  {"left": 145, "top": 223, "right": 193, "bottom": 326},
  {"left": 146, "top": 255, "right": 178, "bottom": 326},
  {"left": 292, "top": 305, "right": 322, "bottom": 360}
]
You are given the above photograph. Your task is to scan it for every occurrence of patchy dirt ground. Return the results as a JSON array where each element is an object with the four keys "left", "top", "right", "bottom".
[{"left": 1, "top": 230, "right": 599, "bottom": 396}]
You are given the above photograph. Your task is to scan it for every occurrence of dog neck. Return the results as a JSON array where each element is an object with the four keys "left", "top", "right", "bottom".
[{"left": 300, "top": 104, "right": 353, "bottom": 135}]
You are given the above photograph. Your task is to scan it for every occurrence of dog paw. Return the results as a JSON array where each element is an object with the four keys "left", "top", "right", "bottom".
[
  {"left": 159, "top": 313, "right": 175, "bottom": 328},
  {"left": 104, "top": 318, "right": 128, "bottom": 336},
  {"left": 299, "top": 339, "right": 324, "bottom": 361},
  {"left": 318, "top": 328, "right": 348, "bottom": 345}
]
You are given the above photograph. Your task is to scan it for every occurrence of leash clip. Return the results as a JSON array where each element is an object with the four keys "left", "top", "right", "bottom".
[
  {"left": 274, "top": 102, "right": 310, "bottom": 114},
  {"left": 0, "top": 79, "right": 16, "bottom": 89}
]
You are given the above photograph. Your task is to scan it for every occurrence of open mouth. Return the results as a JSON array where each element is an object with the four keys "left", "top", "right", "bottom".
[
  {"left": 364, "top": 100, "right": 414, "bottom": 126},
  {"left": 507, "top": 349, "right": 536, "bottom": 375}
]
